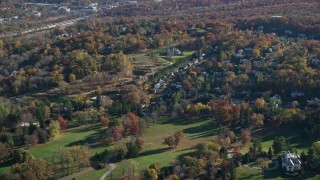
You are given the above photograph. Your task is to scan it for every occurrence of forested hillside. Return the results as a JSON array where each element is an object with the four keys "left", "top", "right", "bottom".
[{"left": 0, "top": 0, "right": 320, "bottom": 179}]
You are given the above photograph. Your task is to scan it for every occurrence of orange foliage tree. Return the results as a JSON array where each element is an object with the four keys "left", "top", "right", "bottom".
[{"left": 57, "top": 115, "right": 68, "bottom": 130}]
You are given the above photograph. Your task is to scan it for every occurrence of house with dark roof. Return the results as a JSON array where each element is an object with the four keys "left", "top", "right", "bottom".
[{"left": 282, "top": 152, "right": 301, "bottom": 172}]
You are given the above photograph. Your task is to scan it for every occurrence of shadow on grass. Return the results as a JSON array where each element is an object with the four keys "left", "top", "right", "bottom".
[
  {"left": 65, "top": 129, "right": 106, "bottom": 147},
  {"left": 160, "top": 116, "right": 211, "bottom": 126},
  {"left": 67, "top": 124, "right": 102, "bottom": 133},
  {"left": 176, "top": 150, "right": 196, "bottom": 160},
  {"left": 257, "top": 125, "right": 313, "bottom": 151},
  {"left": 140, "top": 148, "right": 170, "bottom": 157},
  {"left": 263, "top": 169, "right": 281, "bottom": 179},
  {"left": 184, "top": 122, "right": 220, "bottom": 139}
]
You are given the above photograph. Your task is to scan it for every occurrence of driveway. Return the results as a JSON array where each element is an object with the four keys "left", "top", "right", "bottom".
[{"left": 100, "top": 164, "right": 116, "bottom": 180}]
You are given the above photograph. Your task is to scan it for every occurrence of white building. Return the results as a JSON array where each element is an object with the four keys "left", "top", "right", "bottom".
[
  {"left": 31, "top": 10, "right": 41, "bottom": 18},
  {"left": 80, "top": 6, "right": 98, "bottom": 13},
  {"left": 20, "top": 122, "right": 40, "bottom": 127},
  {"left": 282, "top": 152, "right": 301, "bottom": 172},
  {"left": 58, "top": 7, "right": 71, "bottom": 13}
]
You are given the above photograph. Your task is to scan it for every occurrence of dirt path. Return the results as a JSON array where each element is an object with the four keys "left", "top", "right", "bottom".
[
  {"left": 100, "top": 164, "right": 116, "bottom": 180},
  {"left": 59, "top": 167, "right": 94, "bottom": 180}
]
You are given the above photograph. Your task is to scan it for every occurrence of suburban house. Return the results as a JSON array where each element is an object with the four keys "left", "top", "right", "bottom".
[
  {"left": 291, "top": 91, "right": 305, "bottom": 98},
  {"left": 80, "top": 3, "right": 98, "bottom": 13},
  {"left": 31, "top": 10, "right": 41, "bottom": 18},
  {"left": 58, "top": 6, "right": 71, "bottom": 13},
  {"left": 282, "top": 152, "right": 301, "bottom": 172},
  {"left": 167, "top": 48, "right": 182, "bottom": 56},
  {"left": 20, "top": 122, "right": 40, "bottom": 127}
]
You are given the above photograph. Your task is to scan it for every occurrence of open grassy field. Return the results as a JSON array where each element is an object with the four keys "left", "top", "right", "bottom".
[
  {"left": 236, "top": 166, "right": 286, "bottom": 180},
  {"left": 108, "top": 116, "right": 217, "bottom": 179},
  {"left": 28, "top": 125, "right": 107, "bottom": 159},
  {"left": 0, "top": 124, "right": 108, "bottom": 175},
  {"left": 237, "top": 165, "right": 320, "bottom": 180},
  {"left": 241, "top": 125, "right": 314, "bottom": 154},
  {"left": 130, "top": 54, "right": 170, "bottom": 65},
  {"left": 159, "top": 51, "right": 195, "bottom": 63},
  {"left": 77, "top": 167, "right": 108, "bottom": 180}
]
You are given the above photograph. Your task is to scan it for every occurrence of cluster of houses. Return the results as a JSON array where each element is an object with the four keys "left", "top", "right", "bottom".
[
  {"left": 56, "top": 3, "right": 98, "bottom": 14},
  {"left": 151, "top": 57, "right": 201, "bottom": 93}
]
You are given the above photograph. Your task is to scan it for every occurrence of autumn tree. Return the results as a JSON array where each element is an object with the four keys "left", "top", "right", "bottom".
[
  {"left": 174, "top": 130, "right": 185, "bottom": 146},
  {"left": 164, "top": 135, "right": 176, "bottom": 149},
  {"left": 123, "top": 112, "right": 140, "bottom": 136},
  {"left": 100, "top": 116, "right": 109, "bottom": 127},
  {"left": 255, "top": 98, "right": 266, "bottom": 109},
  {"left": 210, "top": 99, "right": 240, "bottom": 125},
  {"left": 164, "top": 131, "right": 185, "bottom": 148},
  {"left": 144, "top": 168, "right": 158, "bottom": 180},
  {"left": 250, "top": 113, "right": 265, "bottom": 128},
  {"left": 48, "top": 121, "right": 61, "bottom": 139},
  {"left": 241, "top": 129, "right": 251, "bottom": 145},
  {"left": 183, "top": 80, "right": 192, "bottom": 90},
  {"left": 104, "top": 53, "right": 133, "bottom": 77},
  {"left": 71, "top": 145, "right": 91, "bottom": 170},
  {"left": 56, "top": 115, "right": 68, "bottom": 130},
  {"left": 282, "top": 108, "right": 297, "bottom": 123},
  {"left": 11, "top": 158, "right": 53, "bottom": 180}
]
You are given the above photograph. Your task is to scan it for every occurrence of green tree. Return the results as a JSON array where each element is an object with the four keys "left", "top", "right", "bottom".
[
  {"left": 268, "top": 147, "right": 273, "bottom": 158},
  {"left": 48, "top": 121, "right": 60, "bottom": 139},
  {"left": 36, "top": 103, "right": 46, "bottom": 128},
  {"left": 144, "top": 168, "right": 158, "bottom": 180},
  {"left": 252, "top": 136, "right": 262, "bottom": 152},
  {"left": 272, "top": 136, "right": 289, "bottom": 155},
  {"left": 229, "top": 160, "right": 237, "bottom": 180},
  {"left": 163, "top": 135, "right": 175, "bottom": 148}
]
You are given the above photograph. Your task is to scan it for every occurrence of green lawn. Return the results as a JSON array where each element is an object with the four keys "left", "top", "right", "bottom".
[
  {"left": 129, "top": 53, "right": 170, "bottom": 66},
  {"left": 241, "top": 125, "right": 313, "bottom": 154},
  {"left": 109, "top": 116, "right": 217, "bottom": 179},
  {"left": 160, "top": 51, "right": 195, "bottom": 63},
  {"left": 28, "top": 125, "right": 107, "bottom": 159},
  {"left": 237, "top": 166, "right": 320, "bottom": 180},
  {"left": 0, "top": 166, "right": 10, "bottom": 176},
  {"left": 0, "top": 125, "right": 108, "bottom": 175},
  {"left": 236, "top": 166, "right": 285, "bottom": 180},
  {"left": 77, "top": 168, "right": 108, "bottom": 180},
  {"left": 237, "top": 166, "right": 264, "bottom": 180}
]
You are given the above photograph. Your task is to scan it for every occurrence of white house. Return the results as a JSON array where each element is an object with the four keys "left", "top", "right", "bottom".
[
  {"left": 31, "top": 10, "right": 41, "bottom": 18},
  {"left": 282, "top": 152, "right": 301, "bottom": 172},
  {"left": 291, "top": 91, "right": 305, "bottom": 98},
  {"left": 58, "top": 7, "right": 71, "bottom": 13},
  {"left": 80, "top": 6, "right": 98, "bottom": 13},
  {"left": 20, "top": 122, "right": 40, "bottom": 127}
]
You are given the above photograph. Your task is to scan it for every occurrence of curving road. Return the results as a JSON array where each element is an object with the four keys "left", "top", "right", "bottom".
[{"left": 100, "top": 164, "right": 116, "bottom": 180}]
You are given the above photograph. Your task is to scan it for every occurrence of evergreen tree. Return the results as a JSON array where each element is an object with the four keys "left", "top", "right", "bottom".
[
  {"left": 268, "top": 147, "right": 273, "bottom": 158},
  {"left": 230, "top": 160, "right": 237, "bottom": 180},
  {"left": 272, "top": 136, "right": 289, "bottom": 155}
]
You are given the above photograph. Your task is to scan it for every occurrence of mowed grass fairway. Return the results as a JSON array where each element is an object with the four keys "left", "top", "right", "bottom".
[
  {"left": 0, "top": 125, "right": 108, "bottom": 175},
  {"left": 109, "top": 116, "right": 217, "bottom": 179},
  {"left": 159, "top": 51, "right": 195, "bottom": 63},
  {"left": 241, "top": 125, "right": 314, "bottom": 154},
  {"left": 77, "top": 167, "right": 108, "bottom": 180},
  {"left": 236, "top": 166, "right": 320, "bottom": 180},
  {"left": 29, "top": 125, "right": 107, "bottom": 158}
]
